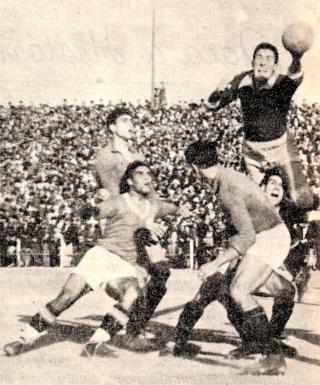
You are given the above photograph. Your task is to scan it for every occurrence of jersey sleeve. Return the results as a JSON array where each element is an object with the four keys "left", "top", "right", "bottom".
[
  {"left": 208, "top": 71, "right": 249, "bottom": 109},
  {"left": 155, "top": 199, "right": 178, "bottom": 219},
  {"left": 278, "top": 73, "right": 303, "bottom": 101},
  {"left": 94, "top": 151, "right": 109, "bottom": 189},
  {"left": 97, "top": 195, "right": 120, "bottom": 219}
]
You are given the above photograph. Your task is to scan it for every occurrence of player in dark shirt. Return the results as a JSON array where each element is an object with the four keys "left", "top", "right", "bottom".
[{"left": 208, "top": 42, "right": 314, "bottom": 210}]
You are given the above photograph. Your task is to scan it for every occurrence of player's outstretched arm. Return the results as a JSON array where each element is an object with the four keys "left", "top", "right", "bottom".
[
  {"left": 146, "top": 202, "right": 192, "bottom": 239},
  {"left": 207, "top": 72, "right": 247, "bottom": 111},
  {"left": 288, "top": 52, "right": 303, "bottom": 76}
]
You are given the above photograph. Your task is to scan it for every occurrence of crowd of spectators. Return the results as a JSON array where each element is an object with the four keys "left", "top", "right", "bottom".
[{"left": 0, "top": 98, "right": 319, "bottom": 267}]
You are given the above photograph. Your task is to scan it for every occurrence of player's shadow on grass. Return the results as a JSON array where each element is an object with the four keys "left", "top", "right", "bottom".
[
  {"left": 285, "top": 328, "right": 320, "bottom": 347},
  {"left": 16, "top": 316, "right": 241, "bottom": 370},
  {"left": 294, "top": 355, "right": 320, "bottom": 367},
  {"left": 145, "top": 321, "right": 242, "bottom": 369},
  {"left": 16, "top": 316, "right": 320, "bottom": 368},
  {"left": 146, "top": 320, "right": 240, "bottom": 346},
  {"left": 17, "top": 315, "right": 95, "bottom": 354},
  {"left": 75, "top": 312, "right": 241, "bottom": 365},
  {"left": 142, "top": 320, "right": 320, "bottom": 368},
  {"left": 144, "top": 320, "right": 240, "bottom": 357}
]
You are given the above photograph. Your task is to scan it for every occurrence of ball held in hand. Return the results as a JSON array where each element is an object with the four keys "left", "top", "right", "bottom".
[{"left": 282, "top": 22, "right": 314, "bottom": 55}]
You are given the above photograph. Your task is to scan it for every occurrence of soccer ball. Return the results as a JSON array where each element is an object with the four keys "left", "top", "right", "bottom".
[{"left": 282, "top": 22, "right": 314, "bottom": 55}]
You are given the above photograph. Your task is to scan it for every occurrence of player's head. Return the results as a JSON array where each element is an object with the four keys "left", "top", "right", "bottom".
[
  {"left": 185, "top": 140, "right": 219, "bottom": 177},
  {"left": 252, "top": 42, "right": 279, "bottom": 81},
  {"left": 120, "top": 161, "right": 153, "bottom": 195},
  {"left": 107, "top": 107, "right": 135, "bottom": 140},
  {"left": 260, "top": 166, "right": 289, "bottom": 208}
]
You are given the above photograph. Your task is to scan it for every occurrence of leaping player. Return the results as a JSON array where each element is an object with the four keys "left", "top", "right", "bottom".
[{"left": 207, "top": 41, "right": 316, "bottom": 210}]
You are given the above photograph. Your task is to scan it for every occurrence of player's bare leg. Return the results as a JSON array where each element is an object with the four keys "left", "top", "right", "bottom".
[
  {"left": 81, "top": 276, "right": 154, "bottom": 357},
  {"left": 229, "top": 255, "right": 287, "bottom": 374},
  {"left": 229, "top": 269, "right": 297, "bottom": 359},
  {"left": 4, "top": 273, "right": 91, "bottom": 356}
]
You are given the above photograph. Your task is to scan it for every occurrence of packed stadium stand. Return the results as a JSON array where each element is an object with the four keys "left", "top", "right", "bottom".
[{"left": 0, "top": 100, "right": 319, "bottom": 267}]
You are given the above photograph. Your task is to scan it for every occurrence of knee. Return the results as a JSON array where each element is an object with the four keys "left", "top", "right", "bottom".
[
  {"left": 121, "top": 277, "right": 142, "bottom": 296},
  {"left": 121, "top": 280, "right": 142, "bottom": 311},
  {"left": 229, "top": 282, "right": 249, "bottom": 306},
  {"left": 197, "top": 272, "right": 223, "bottom": 306},
  {"left": 276, "top": 282, "right": 296, "bottom": 303}
]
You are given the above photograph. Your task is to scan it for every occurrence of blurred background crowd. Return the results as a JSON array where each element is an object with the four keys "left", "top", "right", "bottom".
[{"left": 1, "top": 99, "right": 319, "bottom": 267}]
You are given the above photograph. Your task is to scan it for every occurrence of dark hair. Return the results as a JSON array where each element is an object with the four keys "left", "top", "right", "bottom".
[
  {"left": 106, "top": 107, "right": 132, "bottom": 127},
  {"left": 119, "top": 161, "right": 151, "bottom": 194},
  {"left": 184, "top": 140, "right": 219, "bottom": 169},
  {"left": 260, "top": 166, "right": 289, "bottom": 201},
  {"left": 253, "top": 42, "right": 279, "bottom": 64}
]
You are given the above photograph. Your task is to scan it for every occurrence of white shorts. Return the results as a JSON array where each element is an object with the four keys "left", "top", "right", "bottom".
[
  {"left": 243, "top": 133, "right": 291, "bottom": 185},
  {"left": 74, "top": 246, "right": 140, "bottom": 290},
  {"left": 246, "top": 223, "right": 291, "bottom": 271}
]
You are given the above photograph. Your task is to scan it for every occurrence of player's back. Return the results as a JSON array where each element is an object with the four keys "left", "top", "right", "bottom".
[{"left": 216, "top": 166, "right": 283, "bottom": 234}]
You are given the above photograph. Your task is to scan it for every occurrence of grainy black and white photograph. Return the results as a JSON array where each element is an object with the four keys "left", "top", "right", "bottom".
[{"left": 0, "top": 1, "right": 319, "bottom": 384}]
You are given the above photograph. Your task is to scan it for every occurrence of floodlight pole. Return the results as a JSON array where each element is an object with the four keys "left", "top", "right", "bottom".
[{"left": 151, "top": 9, "right": 155, "bottom": 108}]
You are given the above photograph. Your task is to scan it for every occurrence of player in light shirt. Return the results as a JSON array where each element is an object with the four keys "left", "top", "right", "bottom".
[{"left": 3, "top": 161, "right": 186, "bottom": 357}]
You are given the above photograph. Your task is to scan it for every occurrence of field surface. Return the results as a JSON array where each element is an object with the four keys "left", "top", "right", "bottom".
[{"left": 1, "top": 267, "right": 319, "bottom": 385}]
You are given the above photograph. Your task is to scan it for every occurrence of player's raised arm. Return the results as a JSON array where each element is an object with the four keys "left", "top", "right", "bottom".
[{"left": 288, "top": 52, "right": 303, "bottom": 78}]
